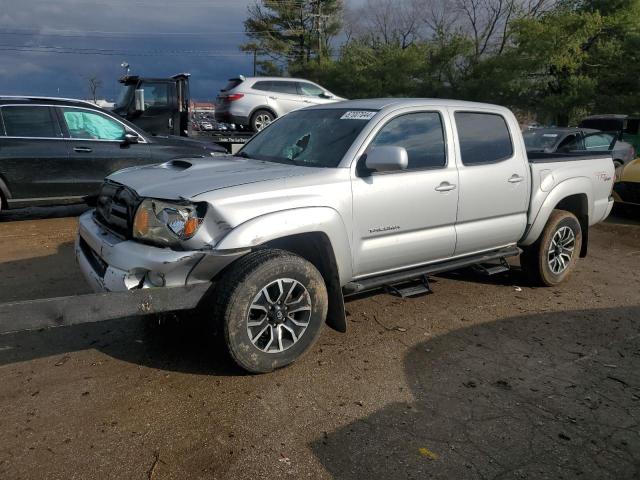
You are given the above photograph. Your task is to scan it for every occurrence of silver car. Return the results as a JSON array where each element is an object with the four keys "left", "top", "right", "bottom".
[{"left": 215, "top": 76, "right": 344, "bottom": 132}]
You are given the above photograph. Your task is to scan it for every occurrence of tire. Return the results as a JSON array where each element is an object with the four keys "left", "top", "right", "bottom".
[
  {"left": 521, "top": 210, "right": 582, "bottom": 287},
  {"left": 250, "top": 109, "right": 275, "bottom": 132},
  {"left": 211, "top": 249, "right": 328, "bottom": 373}
]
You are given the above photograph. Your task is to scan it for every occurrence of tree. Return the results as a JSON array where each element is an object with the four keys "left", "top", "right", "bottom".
[
  {"left": 241, "top": 0, "right": 343, "bottom": 74},
  {"left": 87, "top": 76, "right": 103, "bottom": 103}
]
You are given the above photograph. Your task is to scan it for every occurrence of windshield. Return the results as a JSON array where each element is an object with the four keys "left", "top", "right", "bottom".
[
  {"left": 523, "top": 130, "right": 561, "bottom": 151},
  {"left": 114, "top": 84, "right": 135, "bottom": 110},
  {"left": 238, "top": 109, "right": 376, "bottom": 167}
]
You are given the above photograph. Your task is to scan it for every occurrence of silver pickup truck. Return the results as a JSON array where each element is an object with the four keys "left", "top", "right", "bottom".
[{"left": 76, "top": 99, "right": 615, "bottom": 372}]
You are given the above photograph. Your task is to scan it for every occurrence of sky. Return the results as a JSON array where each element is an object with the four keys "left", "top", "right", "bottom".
[{"left": 0, "top": 0, "right": 306, "bottom": 101}]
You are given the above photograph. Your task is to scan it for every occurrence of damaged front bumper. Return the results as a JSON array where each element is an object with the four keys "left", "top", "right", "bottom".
[{"left": 76, "top": 210, "right": 245, "bottom": 293}]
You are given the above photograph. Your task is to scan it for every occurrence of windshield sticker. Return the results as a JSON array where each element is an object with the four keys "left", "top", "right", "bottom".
[
  {"left": 542, "top": 133, "right": 559, "bottom": 137},
  {"left": 341, "top": 111, "right": 376, "bottom": 120}
]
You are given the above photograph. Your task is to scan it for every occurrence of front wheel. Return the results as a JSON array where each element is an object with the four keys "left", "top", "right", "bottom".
[
  {"left": 521, "top": 210, "right": 583, "bottom": 286},
  {"left": 211, "top": 249, "right": 328, "bottom": 373}
]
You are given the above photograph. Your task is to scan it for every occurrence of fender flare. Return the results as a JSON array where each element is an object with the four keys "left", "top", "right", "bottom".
[
  {"left": 215, "top": 206, "right": 354, "bottom": 285},
  {"left": 520, "top": 177, "right": 593, "bottom": 246}
]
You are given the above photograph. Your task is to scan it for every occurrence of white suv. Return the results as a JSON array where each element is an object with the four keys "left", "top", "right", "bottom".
[{"left": 215, "top": 76, "right": 344, "bottom": 131}]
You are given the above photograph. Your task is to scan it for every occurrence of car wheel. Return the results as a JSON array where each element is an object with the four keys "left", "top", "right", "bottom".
[
  {"left": 211, "top": 249, "right": 328, "bottom": 373},
  {"left": 251, "top": 110, "right": 275, "bottom": 132},
  {"left": 521, "top": 210, "right": 582, "bottom": 287}
]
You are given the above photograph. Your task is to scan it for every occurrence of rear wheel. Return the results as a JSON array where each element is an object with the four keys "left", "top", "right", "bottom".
[
  {"left": 250, "top": 110, "right": 275, "bottom": 132},
  {"left": 521, "top": 210, "right": 582, "bottom": 286},
  {"left": 211, "top": 249, "right": 328, "bottom": 373}
]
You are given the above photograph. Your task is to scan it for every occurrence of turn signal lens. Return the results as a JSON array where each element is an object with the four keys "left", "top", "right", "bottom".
[
  {"left": 183, "top": 217, "right": 201, "bottom": 238},
  {"left": 133, "top": 207, "right": 150, "bottom": 237}
]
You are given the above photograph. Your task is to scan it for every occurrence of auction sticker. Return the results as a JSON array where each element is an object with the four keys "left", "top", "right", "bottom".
[{"left": 341, "top": 111, "right": 376, "bottom": 120}]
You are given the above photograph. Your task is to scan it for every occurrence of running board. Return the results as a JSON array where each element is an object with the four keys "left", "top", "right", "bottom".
[{"left": 343, "top": 246, "right": 521, "bottom": 295}]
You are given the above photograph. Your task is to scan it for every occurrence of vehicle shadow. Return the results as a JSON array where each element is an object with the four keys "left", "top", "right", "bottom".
[
  {"left": 0, "top": 313, "right": 243, "bottom": 376},
  {"left": 0, "top": 203, "right": 90, "bottom": 222},
  {"left": 310, "top": 306, "right": 640, "bottom": 480}
]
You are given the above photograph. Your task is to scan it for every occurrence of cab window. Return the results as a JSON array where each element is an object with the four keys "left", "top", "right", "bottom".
[
  {"left": 140, "top": 82, "right": 170, "bottom": 108},
  {"left": 1, "top": 106, "right": 62, "bottom": 138},
  {"left": 370, "top": 112, "right": 446, "bottom": 170},
  {"left": 455, "top": 112, "right": 513, "bottom": 165},
  {"left": 61, "top": 108, "right": 126, "bottom": 141}
]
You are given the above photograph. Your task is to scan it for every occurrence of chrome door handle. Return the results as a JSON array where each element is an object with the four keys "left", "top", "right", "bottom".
[
  {"left": 168, "top": 117, "right": 173, "bottom": 129},
  {"left": 508, "top": 174, "right": 524, "bottom": 183},
  {"left": 435, "top": 182, "right": 456, "bottom": 192},
  {"left": 73, "top": 147, "right": 92, "bottom": 153}
]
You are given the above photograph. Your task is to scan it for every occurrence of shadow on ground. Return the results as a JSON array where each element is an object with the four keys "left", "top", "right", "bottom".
[{"left": 311, "top": 306, "right": 640, "bottom": 480}]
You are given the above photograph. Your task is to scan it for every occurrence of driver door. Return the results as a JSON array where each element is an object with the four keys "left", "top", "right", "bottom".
[
  {"left": 57, "top": 107, "right": 151, "bottom": 197},
  {"left": 351, "top": 110, "right": 459, "bottom": 277}
]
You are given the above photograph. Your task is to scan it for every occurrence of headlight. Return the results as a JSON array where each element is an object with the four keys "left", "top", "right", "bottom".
[{"left": 133, "top": 198, "right": 205, "bottom": 247}]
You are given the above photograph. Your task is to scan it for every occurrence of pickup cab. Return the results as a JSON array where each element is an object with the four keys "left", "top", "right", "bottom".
[{"left": 76, "top": 99, "right": 615, "bottom": 373}]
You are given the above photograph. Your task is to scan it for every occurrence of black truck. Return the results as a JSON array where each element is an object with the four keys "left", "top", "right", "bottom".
[{"left": 112, "top": 73, "right": 253, "bottom": 153}]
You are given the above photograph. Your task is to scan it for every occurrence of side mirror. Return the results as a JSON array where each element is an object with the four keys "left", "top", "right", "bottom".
[
  {"left": 123, "top": 132, "right": 140, "bottom": 144},
  {"left": 320, "top": 91, "right": 333, "bottom": 99},
  {"left": 364, "top": 146, "right": 408, "bottom": 173},
  {"left": 134, "top": 89, "right": 145, "bottom": 112}
]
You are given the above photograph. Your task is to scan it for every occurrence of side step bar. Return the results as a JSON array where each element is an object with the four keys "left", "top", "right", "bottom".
[{"left": 343, "top": 246, "right": 521, "bottom": 295}]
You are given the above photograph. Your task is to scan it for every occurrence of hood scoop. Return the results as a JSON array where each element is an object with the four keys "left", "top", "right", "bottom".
[{"left": 161, "top": 159, "right": 193, "bottom": 170}]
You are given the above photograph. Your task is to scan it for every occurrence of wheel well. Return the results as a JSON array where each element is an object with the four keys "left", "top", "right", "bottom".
[
  {"left": 555, "top": 194, "right": 589, "bottom": 257},
  {"left": 250, "top": 107, "right": 276, "bottom": 122},
  {"left": 0, "top": 175, "right": 10, "bottom": 210},
  {"left": 262, "top": 232, "right": 347, "bottom": 333}
]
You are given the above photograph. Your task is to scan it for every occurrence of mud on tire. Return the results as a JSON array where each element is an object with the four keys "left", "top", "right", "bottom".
[
  {"left": 210, "top": 249, "right": 328, "bottom": 373},
  {"left": 521, "top": 209, "right": 583, "bottom": 287}
]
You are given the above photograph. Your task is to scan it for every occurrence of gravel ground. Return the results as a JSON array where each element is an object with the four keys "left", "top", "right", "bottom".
[{"left": 0, "top": 207, "right": 638, "bottom": 479}]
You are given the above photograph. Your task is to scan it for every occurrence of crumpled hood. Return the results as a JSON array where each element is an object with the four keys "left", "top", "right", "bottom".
[{"left": 106, "top": 156, "right": 314, "bottom": 199}]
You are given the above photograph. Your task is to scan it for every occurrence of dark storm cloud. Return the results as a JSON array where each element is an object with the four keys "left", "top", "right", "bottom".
[{"left": 0, "top": 0, "right": 255, "bottom": 100}]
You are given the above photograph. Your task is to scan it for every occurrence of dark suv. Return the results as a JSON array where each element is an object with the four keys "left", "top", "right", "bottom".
[{"left": 0, "top": 96, "right": 225, "bottom": 212}]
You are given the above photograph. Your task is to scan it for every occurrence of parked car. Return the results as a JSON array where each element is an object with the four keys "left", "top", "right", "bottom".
[
  {"left": 215, "top": 75, "right": 344, "bottom": 132},
  {"left": 523, "top": 127, "right": 636, "bottom": 168},
  {"left": 613, "top": 158, "right": 640, "bottom": 208},
  {"left": 0, "top": 96, "right": 226, "bottom": 212},
  {"left": 579, "top": 114, "right": 640, "bottom": 153},
  {"left": 77, "top": 99, "right": 614, "bottom": 372},
  {"left": 200, "top": 121, "right": 214, "bottom": 131}
]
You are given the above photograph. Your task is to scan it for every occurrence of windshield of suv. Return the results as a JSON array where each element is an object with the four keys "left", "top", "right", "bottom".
[{"left": 238, "top": 108, "right": 376, "bottom": 167}]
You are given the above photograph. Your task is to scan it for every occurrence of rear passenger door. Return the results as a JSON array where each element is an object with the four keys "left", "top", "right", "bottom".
[
  {"left": 351, "top": 110, "right": 459, "bottom": 277},
  {"left": 267, "top": 81, "right": 306, "bottom": 115},
  {"left": 451, "top": 110, "right": 529, "bottom": 256},
  {"left": 0, "top": 105, "right": 69, "bottom": 202}
]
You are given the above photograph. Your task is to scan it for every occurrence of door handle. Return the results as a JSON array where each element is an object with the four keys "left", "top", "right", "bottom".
[
  {"left": 168, "top": 117, "right": 173, "bottom": 129},
  {"left": 303, "top": 100, "right": 313, "bottom": 103},
  {"left": 508, "top": 174, "right": 524, "bottom": 183},
  {"left": 73, "top": 147, "right": 92, "bottom": 153},
  {"left": 435, "top": 182, "right": 456, "bottom": 192},
  {"left": 268, "top": 96, "right": 277, "bottom": 100}
]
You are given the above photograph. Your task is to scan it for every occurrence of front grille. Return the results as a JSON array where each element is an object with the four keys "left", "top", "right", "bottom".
[
  {"left": 614, "top": 182, "right": 640, "bottom": 205},
  {"left": 95, "top": 181, "right": 140, "bottom": 238}
]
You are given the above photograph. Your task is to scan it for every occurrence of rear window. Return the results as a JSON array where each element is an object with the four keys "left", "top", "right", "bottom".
[
  {"left": 579, "top": 118, "right": 624, "bottom": 132},
  {"left": 455, "top": 112, "right": 513, "bottom": 165},
  {"left": 222, "top": 78, "right": 243, "bottom": 92},
  {"left": 1, "top": 106, "right": 61, "bottom": 138}
]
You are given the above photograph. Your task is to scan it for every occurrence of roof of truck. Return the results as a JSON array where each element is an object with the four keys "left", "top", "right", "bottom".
[{"left": 306, "top": 98, "right": 510, "bottom": 112}]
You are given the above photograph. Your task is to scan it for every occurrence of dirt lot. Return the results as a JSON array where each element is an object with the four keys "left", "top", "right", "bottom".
[{"left": 0, "top": 208, "right": 639, "bottom": 479}]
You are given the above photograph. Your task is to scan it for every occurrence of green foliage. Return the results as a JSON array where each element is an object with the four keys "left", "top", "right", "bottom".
[
  {"left": 242, "top": 0, "right": 342, "bottom": 74},
  {"left": 244, "top": 0, "right": 640, "bottom": 123}
]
